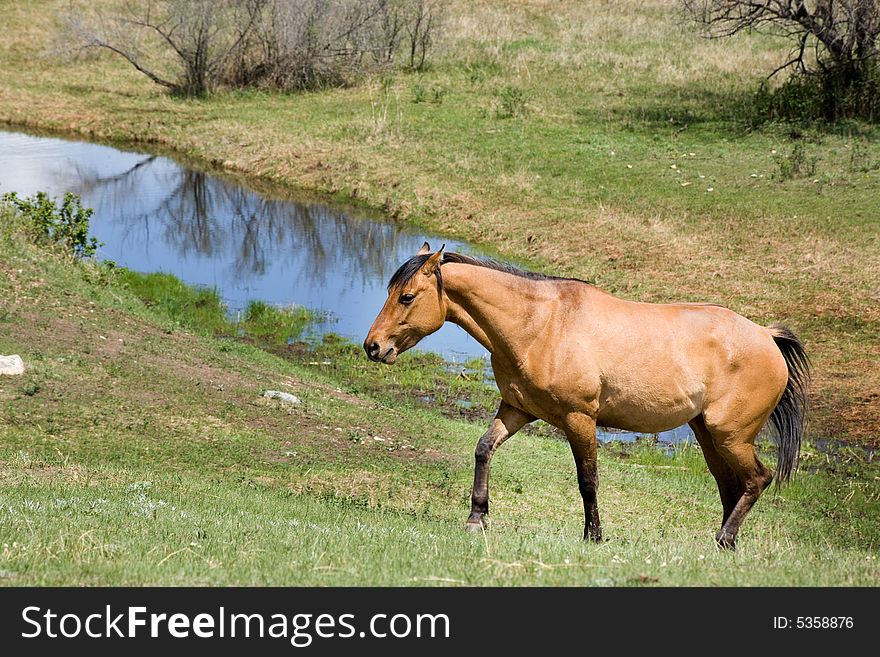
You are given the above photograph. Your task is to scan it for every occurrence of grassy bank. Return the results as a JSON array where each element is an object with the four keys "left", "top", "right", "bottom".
[
  {"left": 118, "top": 270, "right": 320, "bottom": 348},
  {"left": 1, "top": 198, "right": 879, "bottom": 586},
  {"left": 1, "top": 1, "right": 877, "bottom": 444}
]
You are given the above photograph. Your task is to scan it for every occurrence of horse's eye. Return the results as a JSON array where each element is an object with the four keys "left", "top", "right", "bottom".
[{"left": 399, "top": 293, "right": 415, "bottom": 305}]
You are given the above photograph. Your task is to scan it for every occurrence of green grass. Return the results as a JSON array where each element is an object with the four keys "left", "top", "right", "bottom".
[
  {"left": 241, "top": 300, "right": 319, "bottom": 347},
  {"left": 118, "top": 266, "right": 501, "bottom": 421},
  {"left": 1, "top": 196, "right": 878, "bottom": 586},
  {"left": 280, "top": 334, "right": 501, "bottom": 424},
  {"left": 117, "top": 269, "right": 321, "bottom": 347},
  {"left": 0, "top": 0, "right": 878, "bottom": 587},
  {"left": 2, "top": 448, "right": 877, "bottom": 586},
  {"left": 117, "top": 270, "right": 232, "bottom": 337}
]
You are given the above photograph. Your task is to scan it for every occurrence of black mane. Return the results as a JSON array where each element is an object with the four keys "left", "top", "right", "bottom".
[{"left": 386, "top": 251, "right": 573, "bottom": 292}]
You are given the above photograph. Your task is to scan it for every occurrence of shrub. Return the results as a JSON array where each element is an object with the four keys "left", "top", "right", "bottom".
[
  {"left": 773, "top": 143, "right": 819, "bottom": 181},
  {"left": 495, "top": 85, "right": 528, "bottom": 119},
  {"left": 753, "top": 65, "right": 880, "bottom": 124},
  {"left": 2, "top": 191, "right": 101, "bottom": 258}
]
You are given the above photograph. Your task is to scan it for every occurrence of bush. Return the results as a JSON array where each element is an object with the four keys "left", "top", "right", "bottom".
[
  {"left": 685, "top": 1, "right": 880, "bottom": 123},
  {"left": 754, "top": 65, "right": 880, "bottom": 124},
  {"left": 2, "top": 191, "right": 101, "bottom": 258},
  {"left": 773, "top": 143, "right": 819, "bottom": 181},
  {"left": 495, "top": 85, "right": 529, "bottom": 119}
]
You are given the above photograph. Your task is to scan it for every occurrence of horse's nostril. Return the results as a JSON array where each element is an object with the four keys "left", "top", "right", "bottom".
[{"left": 366, "top": 341, "right": 380, "bottom": 358}]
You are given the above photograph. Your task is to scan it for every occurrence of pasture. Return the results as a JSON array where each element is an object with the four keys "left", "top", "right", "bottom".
[
  {"left": 0, "top": 0, "right": 878, "bottom": 586},
  {"left": 0, "top": 208, "right": 877, "bottom": 586}
]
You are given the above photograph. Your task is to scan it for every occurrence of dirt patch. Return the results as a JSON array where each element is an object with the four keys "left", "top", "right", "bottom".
[{"left": 824, "top": 391, "right": 880, "bottom": 449}]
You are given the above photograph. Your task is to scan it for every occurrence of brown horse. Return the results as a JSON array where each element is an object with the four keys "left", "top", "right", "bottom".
[{"left": 364, "top": 243, "right": 810, "bottom": 548}]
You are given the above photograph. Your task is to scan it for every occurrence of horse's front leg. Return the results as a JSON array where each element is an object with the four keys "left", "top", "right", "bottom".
[
  {"left": 465, "top": 401, "right": 534, "bottom": 531},
  {"left": 564, "top": 414, "right": 602, "bottom": 542}
]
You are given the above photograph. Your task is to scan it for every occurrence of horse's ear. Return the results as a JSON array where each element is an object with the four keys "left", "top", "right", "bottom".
[
  {"left": 417, "top": 241, "right": 431, "bottom": 256},
  {"left": 422, "top": 244, "right": 445, "bottom": 276}
]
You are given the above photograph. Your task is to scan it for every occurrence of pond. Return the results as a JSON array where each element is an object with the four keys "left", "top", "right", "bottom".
[
  {"left": 0, "top": 129, "right": 694, "bottom": 446},
  {"left": 0, "top": 129, "right": 484, "bottom": 361}
]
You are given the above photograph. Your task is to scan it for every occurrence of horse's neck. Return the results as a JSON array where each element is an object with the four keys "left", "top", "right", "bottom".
[{"left": 442, "top": 264, "right": 555, "bottom": 361}]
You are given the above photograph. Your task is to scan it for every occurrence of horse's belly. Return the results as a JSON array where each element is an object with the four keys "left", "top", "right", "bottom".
[{"left": 596, "top": 384, "right": 704, "bottom": 433}]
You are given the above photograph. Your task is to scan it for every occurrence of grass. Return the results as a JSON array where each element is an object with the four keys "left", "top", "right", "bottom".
[
  {"left": 117, "top": 271, "right": 232, "bottom": 337},
  {"left": 240, "top": 300, "right": 319, "bottom": 348},
  {"left": 3, "top": 449, "right": 877, "bottom": 586},
  {"left": 118, "top": 266, "right": 501, "bottom": 420},
  {"left": 0, "top": 1, "right": 877, "bottom": 587},
  {"left": 1, "top": 197, "right": 878, "bottom": 586},
  {"left": 117, "top": 270, "right": 322, "bottom": 348},
  {"left": 278, "top": 335, "right": 501, "bottom": 424}
]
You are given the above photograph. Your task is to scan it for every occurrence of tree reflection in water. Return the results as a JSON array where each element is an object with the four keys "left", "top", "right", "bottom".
[
  {"left": 47, "top": 143, "right": 482, "bottom": 358},
  {"left": 76, "top": 159, "right": 407, "bottom": 289}
]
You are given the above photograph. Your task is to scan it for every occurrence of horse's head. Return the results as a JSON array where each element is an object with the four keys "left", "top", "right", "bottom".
[{"left": 364, "top": 242, "right": 447, "bottom": 364}]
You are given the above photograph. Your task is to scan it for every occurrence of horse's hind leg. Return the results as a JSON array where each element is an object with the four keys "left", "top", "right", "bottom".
[
  {"left": 713, "top": 437, "right": 773, "bottom": 549},
  {"left": 689, "top": 414, "right": 742, "bottom": 526},
  {"left": 465, "top": 401, "right": 534, "bottom": 531},
  {"left": 701, "top": 412, "right": 774, "bottom": 549}
]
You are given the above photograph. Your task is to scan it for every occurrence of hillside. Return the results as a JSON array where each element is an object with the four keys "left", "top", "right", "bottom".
[{"left": 1, "top": 201, "right": 878, "bottom": 585}]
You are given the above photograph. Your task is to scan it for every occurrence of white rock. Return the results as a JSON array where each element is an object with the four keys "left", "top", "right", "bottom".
[
  {"left": 262, "top": 390, "right": 301, "bottom": 406},
  {"left": 0, "top": 355, "right": 25, "bottom": 376}
]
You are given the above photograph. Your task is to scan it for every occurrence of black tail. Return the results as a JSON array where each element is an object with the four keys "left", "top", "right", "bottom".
[{"left": 768, "top": 324, "right": 811, "bottom": 485}]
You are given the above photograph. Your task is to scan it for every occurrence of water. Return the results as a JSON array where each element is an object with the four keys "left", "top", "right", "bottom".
[
  {"left": 597, "top": 425, "right": 695, "bottom": 453},
  {"left": 0, "top": 129, "right": 694, "bottom": 446},
  {"left": 599, "top": 425, "right": 694, "bottom": 445},
  {"left": 0, "top": 130, "right": 484, "bottom": 360}
]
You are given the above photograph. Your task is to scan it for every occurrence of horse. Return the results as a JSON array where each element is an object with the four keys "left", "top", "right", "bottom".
[{"left": 364, "top": 243, "right": 810, "bottom": 548}]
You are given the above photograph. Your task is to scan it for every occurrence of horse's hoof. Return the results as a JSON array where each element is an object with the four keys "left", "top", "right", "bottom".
[
  {"left": 715, "top": 532, "right": 736, "bottom": 551},
  {"left": 464, "top": 517, "right": 486, "bottom": 533}
]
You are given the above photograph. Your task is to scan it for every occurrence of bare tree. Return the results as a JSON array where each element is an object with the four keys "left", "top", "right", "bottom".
[
  {"left": 684, "top": 1, "right": 880, "bottom": 119},
  {"left": 230, "top": 0, "right": 444, "bottom": 89},
  {"left": 65, "top": 0, "right": 444, "bottom": 94},
  {"left": 246, "top": 0, "right": 396, "bottom": 89},
  {"left": 67, "top": 0, "right": 266, "bottom": 96},
  {"left": 405, "top": 0, "right": 438, "bottom": 70},
  {"left": 370, "top": 0, "right": 439, "bottom": 70}
]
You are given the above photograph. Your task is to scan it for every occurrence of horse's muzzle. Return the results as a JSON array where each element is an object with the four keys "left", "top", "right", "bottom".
[
  {"left": 364, "top": 340, "right": 396, "bottom": 364},
  {"left": 365, "top": 340, "right": 381, "bottom": 361}
]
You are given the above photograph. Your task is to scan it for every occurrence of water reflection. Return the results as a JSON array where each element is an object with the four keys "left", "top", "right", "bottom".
[{"left": 0, "top": 130, "right": 482, "bottom": 358}]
